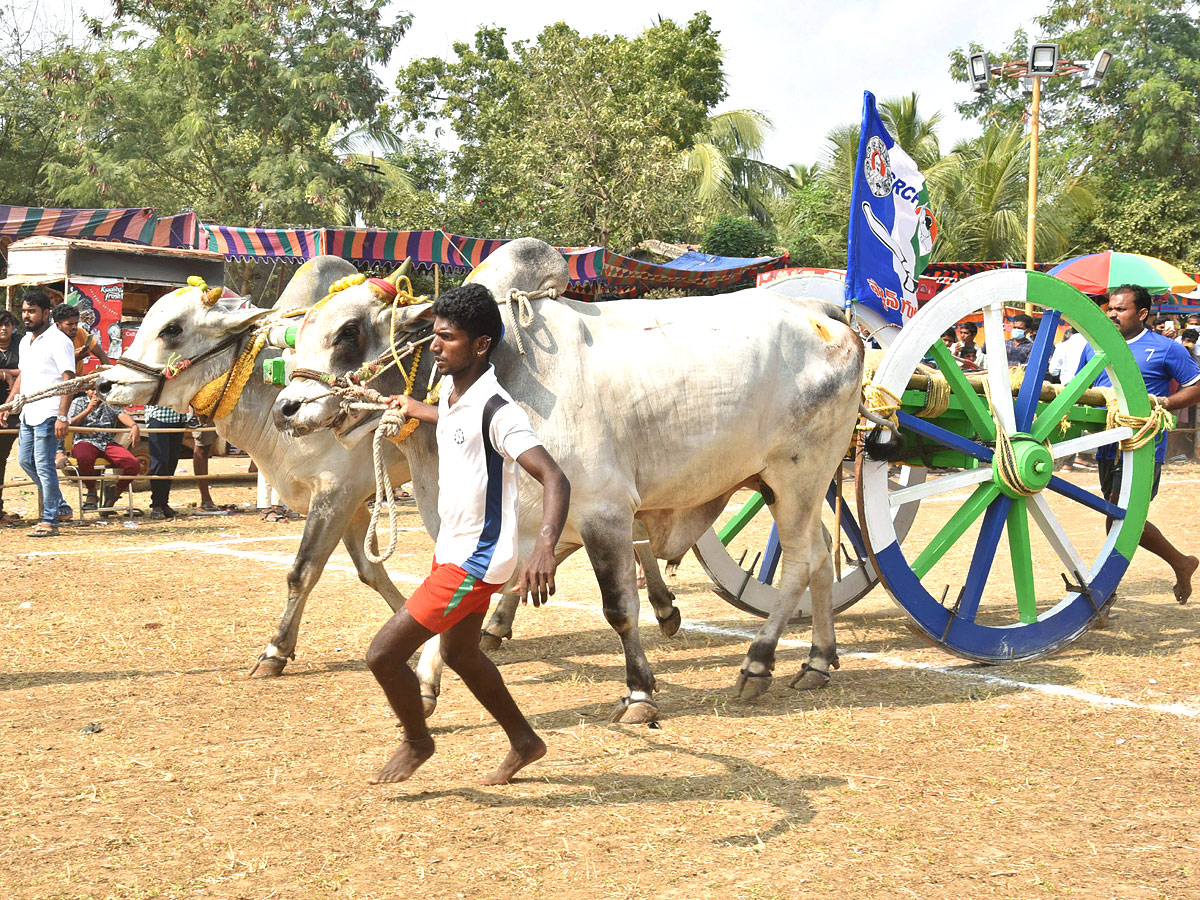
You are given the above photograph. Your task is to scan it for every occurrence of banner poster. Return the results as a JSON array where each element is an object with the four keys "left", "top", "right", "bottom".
[
  {"left": 67, "top": 278, "right": 124, "bottom": 374},
  {"left": 845, "top": 90, "right": 937, "bottom": 327}
]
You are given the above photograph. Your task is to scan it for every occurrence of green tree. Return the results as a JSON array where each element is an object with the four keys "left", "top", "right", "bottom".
[
  {"left": 42, "top": 0, "right": 410, "bottom": 226},
  {"left": 682, "top": 109, "right": 797, "bottom": 229},
  {"left": 701, "top": 215, "right": 771, "bottom": 258},
  {"left": 950, "top": 1, "right": 1200, "bottom": 263},
  {"left": 0, "top": 0, "right": 71, "bottom": 206},
  {"left": 394, "top": 15, "right": 726, "bottom": 248}
]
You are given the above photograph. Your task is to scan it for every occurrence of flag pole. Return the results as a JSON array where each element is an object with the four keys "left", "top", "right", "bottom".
[{"left": 1025, "top": 74, "right": 1041, "bottom": 316}]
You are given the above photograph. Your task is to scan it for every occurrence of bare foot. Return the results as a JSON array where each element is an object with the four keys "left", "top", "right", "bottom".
[
  {"left": 1173, "top": 555, "right": 1199, "bottom": 604},
  {"left": 369, "top": 736, "right": 435, "bottom": 784},
  {"left": 481, "top": 736, "right": 546, "bottom": 785}
]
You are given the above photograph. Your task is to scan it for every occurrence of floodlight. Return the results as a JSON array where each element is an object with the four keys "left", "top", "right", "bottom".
[
  {"left": 1088, "top": 48, "right": 1113, "bottom": 81},
  {"left": 1028, "top": 43, "right": 1059, "bottom": 76},
  {"left": 967, "top": 52, "right": 991, "bottom": 92}
]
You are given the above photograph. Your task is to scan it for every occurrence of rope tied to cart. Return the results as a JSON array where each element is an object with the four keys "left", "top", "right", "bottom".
[{"left": 1100, "top": 389, "right": 1176, "bottom": 452}]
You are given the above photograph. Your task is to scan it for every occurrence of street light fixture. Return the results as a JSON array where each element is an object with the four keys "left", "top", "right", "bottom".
[
  {"left": 968, "top": 52, "right": 991, "bottom": 92},
  {"left": 963, "top": 44, "right": 1116, "bottom": 312}
]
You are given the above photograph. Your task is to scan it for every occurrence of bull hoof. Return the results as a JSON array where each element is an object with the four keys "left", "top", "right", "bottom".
[
  {"left": 421, "top": 693, "right": 438, "bottom": 718},
  {"left": 787, "top": 666, "right": 831, "bottom": 692},
  {"left": 734, "top": 671, "right": 773, "bottom": 701},
  {"left": 248, "top": 655, "right": 288, "bottom": 678},
  {"left": 613, "top": 700, "right": 659, "bottom": 725},
  {"left": 479, "top": 630, "right": 509, "bottom": 653},
  {"left": 657, "top": 607, "right": 682, "bottom": 638}
]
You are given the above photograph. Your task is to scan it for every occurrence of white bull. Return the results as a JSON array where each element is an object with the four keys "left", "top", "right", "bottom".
[
  {"left": 273, "top": 239, "right": 864, "bottom": 722},
  {"left": 96, "top": 258, "right": 446, "bottom": 705}
]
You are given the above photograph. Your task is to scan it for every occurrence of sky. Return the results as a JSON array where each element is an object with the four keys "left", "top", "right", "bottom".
[{"left": 30, "top": 0, "right": 1051, "bottom": 165}]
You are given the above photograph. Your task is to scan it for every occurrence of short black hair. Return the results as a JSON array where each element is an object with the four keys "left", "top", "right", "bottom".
[
  {"left": 21, "top": 289, "right": 52, "bottom": 311},
  {"left": 956, "top": 321, "right": 977, "bottom": 336},
  {"left": 431, "top": 283, "right": 503, "bottom": 358},
  {"left": 1111, "top": 283, "right": 1152, "bottom": 312},
  {"left": 1012, "top": 313, "right": 1035, "bottom": 329},
  {"left": 0, "top": 310, "right": 17, "bottom": 328},
  {"left": 1183, "top": 328, "right": 1198, "bottom": 343},
  {"left": 52, "top": 303, "right": 80, "bottom": 323}
]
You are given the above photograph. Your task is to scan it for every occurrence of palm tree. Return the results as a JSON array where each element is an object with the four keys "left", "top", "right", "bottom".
[
  {"left": 930, "top": 126, "right": 1094, "bottom": 262},
  {"left": 325, "top": 122, "right": 415, "bottom": 227},
  {"left": 682, "top": 109, "right": 797, "bottom": 228}
]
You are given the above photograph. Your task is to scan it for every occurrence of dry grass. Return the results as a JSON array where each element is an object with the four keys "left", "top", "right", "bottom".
[{"left": 1, "top": 466, "right": 1198, "bottom": 899}]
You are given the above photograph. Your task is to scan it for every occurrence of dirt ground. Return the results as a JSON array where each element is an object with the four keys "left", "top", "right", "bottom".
[{"left": 1, "top": 460, "right": 1199, "bottom": 900}]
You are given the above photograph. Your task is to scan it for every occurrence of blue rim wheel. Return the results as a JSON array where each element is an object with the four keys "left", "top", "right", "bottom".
[{"left": 858, "top": 270, "right": 1154, "bottom": 663}]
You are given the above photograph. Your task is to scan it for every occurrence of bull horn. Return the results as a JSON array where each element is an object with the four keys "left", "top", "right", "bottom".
[
  {"left": 384, "top": 258, "right": 413, "bottom": 285},
  {"left": 203, "top": 287, "right": 223, "bottom": 306}
]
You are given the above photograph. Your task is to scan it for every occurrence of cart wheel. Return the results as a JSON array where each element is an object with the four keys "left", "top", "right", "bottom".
[
  {"left": 858, "top": 269, "right": 1155, "bottom": 663},
  {"left": 693, "top": 277, "right": 919, "bottom": 621}
]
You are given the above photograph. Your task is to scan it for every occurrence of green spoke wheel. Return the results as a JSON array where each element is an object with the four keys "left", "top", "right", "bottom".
[
  {"left": 858, "top": 269, "right": 1154, "bottom": 663},
  {"left": 695, "top": 274, "right": 922, "bottom": 621}
]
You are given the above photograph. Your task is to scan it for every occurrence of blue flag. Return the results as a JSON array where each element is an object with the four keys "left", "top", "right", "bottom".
[{"left": 845, "top": 91, "right": 937, "bottom": 326}]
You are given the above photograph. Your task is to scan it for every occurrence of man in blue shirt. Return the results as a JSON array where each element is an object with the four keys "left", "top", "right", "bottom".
[{"left": 1078, "top": 284, "right": 1200, "bottom": 603}]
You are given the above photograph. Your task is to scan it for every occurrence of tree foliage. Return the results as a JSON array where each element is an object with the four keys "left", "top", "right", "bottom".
[
  {"left": 41, "top": 0, "right": 410, "bottom": 226},
  {"left": 394, "top": 15, "right": 725, "bottom": 248},
  {"left": 0, "top": 0, "right": 71, "bottom": 206},
  {"left": 701, "top": 215, "right": 771, "bottom": 259}
]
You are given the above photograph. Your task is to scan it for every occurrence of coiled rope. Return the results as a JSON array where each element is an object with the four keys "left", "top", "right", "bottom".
[
  {"left": 502, "top": 287, "right": 557, "bottom": 355},
  {"left": 1101, "top": 389, "right": 1176, "bottom": 451}
]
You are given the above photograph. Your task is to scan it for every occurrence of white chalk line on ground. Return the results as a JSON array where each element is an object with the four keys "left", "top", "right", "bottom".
[{"left": 16, "top": 533, "right": 1200, "bottom": 719}]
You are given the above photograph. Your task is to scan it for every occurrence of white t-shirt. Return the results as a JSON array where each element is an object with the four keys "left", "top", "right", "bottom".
[
  {"left": 1048, "top": 331, "right": 1088, "bottom": 382},
  {"left": 434, "top": 365, "right": 542, "bottom": 585},
  {"left": 18, "top": 325, "right": 76, "bottom": 425}
]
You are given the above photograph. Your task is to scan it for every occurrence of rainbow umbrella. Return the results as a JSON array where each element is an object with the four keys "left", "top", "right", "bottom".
[{"left": 1048, "top": 251, "right": 1198, "bottom": 295}]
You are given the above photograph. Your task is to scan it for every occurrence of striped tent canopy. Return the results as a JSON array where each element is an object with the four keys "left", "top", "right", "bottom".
[
  {"left": 0, "top": 205, "right": 157, "bottom": 243},
  {"left": 322, "top": 228, "right": 468, "bottom": 270},
  {"left": 600, "top": 250, "right": 790, "bottom": 292},
  {"left": 202, "top": 224, "right": 320, "bottom": 263},
  {"left": 447, "top": 233, "right": 605, "bottom": 287},
  {"left": 145, "top": 212, "right": 201, "bottom": 249}
]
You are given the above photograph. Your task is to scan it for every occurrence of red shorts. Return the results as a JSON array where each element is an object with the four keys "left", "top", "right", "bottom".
[{"left": 407, "top": 559, "right": 501, "bottom": 634}]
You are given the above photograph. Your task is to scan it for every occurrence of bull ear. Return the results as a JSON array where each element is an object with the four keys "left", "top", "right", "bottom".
[
  {"left": 386, "top": 300, "right": 435, "bottom": 334},
  {"left": 208, "top": 294, "right": 272, "bottom": 332}
]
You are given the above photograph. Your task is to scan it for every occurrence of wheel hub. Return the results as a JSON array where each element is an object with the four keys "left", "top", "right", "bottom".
[{"left": 993, "top": 432, "right": 1053, "bottom": 498}]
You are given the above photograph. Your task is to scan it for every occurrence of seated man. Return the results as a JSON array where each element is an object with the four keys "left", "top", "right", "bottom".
[
  {"left": 52, "top": 304, "right": 110, "bottom": 368},
  {"left": 67, "top": 386, "right": 141, "bottom": 512}
]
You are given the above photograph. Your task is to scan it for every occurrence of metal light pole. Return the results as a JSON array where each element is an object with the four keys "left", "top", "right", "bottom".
[{"left": 966, "top": 46, "right": 1114, "bottom": 314}]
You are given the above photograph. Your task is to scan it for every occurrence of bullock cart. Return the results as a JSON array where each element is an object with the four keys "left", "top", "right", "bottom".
[{"left": 695, "top": 268, "right": 1159, "bottom": 664}]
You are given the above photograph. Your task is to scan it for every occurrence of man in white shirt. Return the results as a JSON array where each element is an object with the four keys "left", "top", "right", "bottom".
[
  {"left": 0, "top": 290, "right": 77, "bottom": 536},
  {"left": 369, "top": 282, "right": 570, "bottom": 787}
]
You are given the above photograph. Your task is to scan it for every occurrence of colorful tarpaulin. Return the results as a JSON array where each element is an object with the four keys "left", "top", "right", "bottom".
[
  {"left": 202, "top": 224, "right": 321, "bottom": 263},
  {"left": 322, "top": 228, "right": 468, "bottom": 269},
  {"left": 0, "top": 205, "right": 157, "bottom": 244},
  {"left": 145, "top": 212, "right": 201, "bottom": 249},
  {"left": 599, "top": 249, "right": 789, "bottom": 291}
]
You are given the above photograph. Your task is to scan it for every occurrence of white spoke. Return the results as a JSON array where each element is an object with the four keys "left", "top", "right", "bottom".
[
  {"left": 1029, "top": 493, "right": 1089, "bottom": 580},
  {"left": 982, "top": 303, "right": 1016, "bottom": 434},
  {"left": 1049, "top": 427, "right": 1133, "bottom": 460},
  {"left": 889, "top": 466, "right": 992, "bottom": 508}
]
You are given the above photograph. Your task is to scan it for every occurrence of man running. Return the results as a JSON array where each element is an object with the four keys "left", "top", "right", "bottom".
[{"left": 369, "top": 282, "right": 570, "bottom": 786}]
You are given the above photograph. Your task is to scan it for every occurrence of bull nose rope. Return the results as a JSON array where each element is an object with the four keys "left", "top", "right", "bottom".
[
  {"left": 501, "top": 287, "right": 557, "bottom": 355},
  {"left": 0, "top": 369, "right": 108, "bottom": 415}
]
